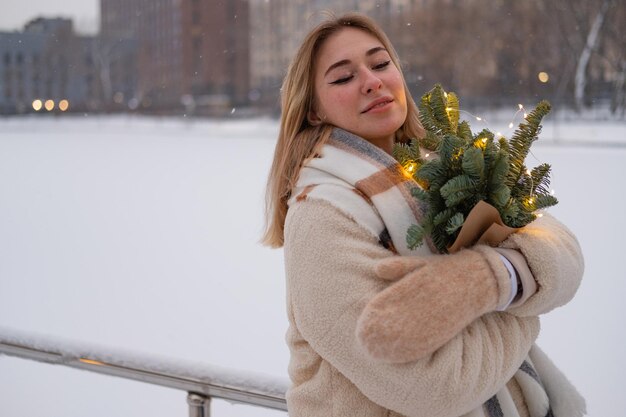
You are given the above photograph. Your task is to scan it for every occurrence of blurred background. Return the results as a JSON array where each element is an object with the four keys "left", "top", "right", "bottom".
[
  {"left": 1, "top": 1, "right": 626, "bottom": 417},
  {"left": 0, "top": 0, "right": 624, "bottom": 117}
]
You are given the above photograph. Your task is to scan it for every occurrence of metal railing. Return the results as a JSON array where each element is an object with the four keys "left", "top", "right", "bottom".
[{"left": 0, "top": 326, "right": 289, "bottom": 416}]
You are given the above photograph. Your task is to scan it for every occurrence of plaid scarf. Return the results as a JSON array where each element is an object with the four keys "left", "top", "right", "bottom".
[
  {"left": 290, "top": 127, "right": 433, "bottom": 256},
  {"left": 289, "top": 128, "right": 554, "bottom": 417}
]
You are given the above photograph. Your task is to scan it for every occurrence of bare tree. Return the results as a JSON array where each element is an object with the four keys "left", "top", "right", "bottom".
[{"left": 574, "top": 0, "right": 614, "bottom": 111}]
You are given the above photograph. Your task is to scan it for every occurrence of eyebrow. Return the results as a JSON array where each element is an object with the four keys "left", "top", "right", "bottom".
[{"left": 324, "top": 46, "right": 388, "bottom": 77}]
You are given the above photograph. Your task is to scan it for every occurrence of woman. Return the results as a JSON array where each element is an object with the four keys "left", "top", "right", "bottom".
[{"left": 263, "top": 12, "right": 585, "bottom": 417}]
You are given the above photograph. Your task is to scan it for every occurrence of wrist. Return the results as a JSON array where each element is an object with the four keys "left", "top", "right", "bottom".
[
  {"left": 471, "top": 245, "right": 513, "bottom": 310},
  {"left": 497, "top": 254, "right": 518, "bottom": 310}
]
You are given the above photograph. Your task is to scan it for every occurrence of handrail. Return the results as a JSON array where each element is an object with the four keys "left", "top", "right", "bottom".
[{"left": 0, "top": 326, "right": 289, "bottom": 415}]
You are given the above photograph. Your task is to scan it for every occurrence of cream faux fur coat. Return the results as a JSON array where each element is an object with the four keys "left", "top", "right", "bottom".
[{"left": 284, "top": 198, "right": 585, "bottom": 417}]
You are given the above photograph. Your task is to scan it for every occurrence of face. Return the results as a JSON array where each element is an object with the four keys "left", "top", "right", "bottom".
[{"left": 312, "top": 27, "right": 407, "bottom": 151}]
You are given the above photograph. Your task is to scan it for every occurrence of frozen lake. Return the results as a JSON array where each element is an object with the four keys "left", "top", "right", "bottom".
[{"left": 1, "top": 115, "right": 625, "bottom": 416}]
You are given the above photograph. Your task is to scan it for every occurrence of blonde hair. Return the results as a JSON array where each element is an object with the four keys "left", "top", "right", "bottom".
[{"left": 261, "top": 12, "right": 425, "bottom": 248}]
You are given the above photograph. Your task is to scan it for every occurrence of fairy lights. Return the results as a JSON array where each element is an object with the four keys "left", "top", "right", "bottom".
[
  {"left": 445, "top": 107, "right": 488, "bottom": 124},
  {"left": 474, "top": 137, "right": 488, "bottom": 150},
  {"left": 448, "top": 102, "right": 532, "bottom": 139},
  {"left": 403, "top": 161, "right": 418, "bottom": 178},
  {"left": 524, "top": 169, "right": 535, "bottom": 200},
  {"left": 444, "top": 99, "right": 556, "bottom": 217}
]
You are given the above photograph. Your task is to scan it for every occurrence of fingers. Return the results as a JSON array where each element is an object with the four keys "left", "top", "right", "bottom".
[{"left": 374, "top": 256, "right": 426, "bottom": 281}]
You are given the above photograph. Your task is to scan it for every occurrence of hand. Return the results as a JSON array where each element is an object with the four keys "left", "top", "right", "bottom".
[{"left": 356, "top": 246, "right": 511, "bottom": 363}]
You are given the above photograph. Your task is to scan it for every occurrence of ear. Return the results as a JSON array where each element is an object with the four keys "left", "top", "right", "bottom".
[{"left": 307, "top": 109, "right": 323, "bottom": 126}]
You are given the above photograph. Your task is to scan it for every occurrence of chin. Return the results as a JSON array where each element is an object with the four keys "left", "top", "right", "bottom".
[{"left": 366, "top": 118, "right": 404, "bottom": 137}]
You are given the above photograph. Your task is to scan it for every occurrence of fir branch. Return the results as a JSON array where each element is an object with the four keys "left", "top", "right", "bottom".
[
  {"left": 533, "top": 194, "right": 559, "bottom": 210},
  {"left": 394, "top": 85, "right": 557, "bottom": 253},
  {"left": 462, "top": 147, "right": 485, "bottom": 181},
  {"left": 506, "top": 101, "right": 551, "bottom": 189},
  {"left": 422, "top": 131, "right": 442, "bottom": 150},
  {"left": 489, "top": 184, "right": 511, "bottom": 209},
  {"left": 457, "top": 120, "right": 473, "bottom": 142},
  {"left": 530, "top": 163, "right": 552, "bottom": 195},
  {"left": 418, "top": 84, "right": 456, "bottom": 135},
  {"left": 406, "top": 224, "right": 426, "bottom": 250},
  {"left": 392, "top": 143, "right": 413, "bottom": 166},
  {"left": 445, "top": 212, "right": 464, "bottom": 235},
  {"left": 446, "top": 92, "right": 460, "bottom": 134},
  {"left": 440, "top": 175, "right": 476, "bottom": 207},
  {"left": 433, "top": 208, "right": 455, "bottom": 226}
]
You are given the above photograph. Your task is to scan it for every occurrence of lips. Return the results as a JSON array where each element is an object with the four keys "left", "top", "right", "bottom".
[{"left": 361, "top": 97, "right": 394, "bottom": 113}]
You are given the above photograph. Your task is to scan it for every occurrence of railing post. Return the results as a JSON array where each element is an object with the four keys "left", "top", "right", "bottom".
[{"left": 187, "top": 392, "right": 211, "bottom": 417}]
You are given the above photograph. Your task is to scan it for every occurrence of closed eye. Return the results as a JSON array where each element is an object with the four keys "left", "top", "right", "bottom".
[
  {"left": 373, "top": 60, "right": 391, "bottom": 70},
  {"left": 330, "top": 75, "right": 354, "bottom": 85},
  {"left": 329, "top": 60, "right": 390, "bottom": 84}
]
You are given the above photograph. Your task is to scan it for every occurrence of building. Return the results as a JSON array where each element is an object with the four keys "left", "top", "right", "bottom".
[
  {"left": 0, "top": 17, "right": 137, "bottom": 114},
  {"left": 0, "top": 18, "right": 88, "bottom": 114},
  {"left": 248, "top": 0, "right": 424, "bottom": 111},
  {"left": 101, "top": 0, "right": 250, "bottom": 114}
]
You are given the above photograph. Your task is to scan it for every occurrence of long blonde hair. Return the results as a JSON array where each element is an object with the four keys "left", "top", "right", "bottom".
[{"left": 261, "top": 12, "right": 425, "bottom": 248}]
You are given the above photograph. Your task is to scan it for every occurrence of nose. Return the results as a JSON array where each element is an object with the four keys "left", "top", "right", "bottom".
[{"left": 361, "top": 69, "right": 382, "bottom": 95}]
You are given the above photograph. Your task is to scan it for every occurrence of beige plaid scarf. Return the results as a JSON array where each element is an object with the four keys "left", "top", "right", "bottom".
[
  {"left": 289, "top": 128, "right": 555, "bottom": 417},
  {"left": 290, "top": 127, "right": 432, "bottom": 256}
]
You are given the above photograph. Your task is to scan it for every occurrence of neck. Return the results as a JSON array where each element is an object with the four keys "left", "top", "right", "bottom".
[{"left": 366, "top": 135, "right": 394, "bottom": 155}]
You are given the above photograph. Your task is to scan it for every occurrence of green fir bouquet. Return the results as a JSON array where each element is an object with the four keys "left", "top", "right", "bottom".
[{"left": 394, "top": 84, "right": 558, "bottom": 254}]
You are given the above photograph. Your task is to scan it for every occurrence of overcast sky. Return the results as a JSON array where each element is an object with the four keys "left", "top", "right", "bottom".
[{"left": 0, "top": 0, "right": 99, "bottom": 34}]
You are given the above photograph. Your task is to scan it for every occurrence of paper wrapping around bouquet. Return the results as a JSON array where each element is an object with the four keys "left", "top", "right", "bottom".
[{"left": 447, "top": 201, "right": 518, "bottom": 254}]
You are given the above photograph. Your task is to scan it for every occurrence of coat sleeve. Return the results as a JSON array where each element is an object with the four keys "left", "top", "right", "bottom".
[
  {"left": 498, "top": 213, "right": 584, "bottom": 317},
  {"left": 284, "top": 199, "right": 540, "bottom": 417}
]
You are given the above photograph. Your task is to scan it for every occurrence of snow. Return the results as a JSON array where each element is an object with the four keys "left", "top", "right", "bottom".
[
  {"left": 0, "top": 324, "right": 289, "bottom": 398},
  {"left": 0, "top": 114, "right": 625, "bottom": 416}
]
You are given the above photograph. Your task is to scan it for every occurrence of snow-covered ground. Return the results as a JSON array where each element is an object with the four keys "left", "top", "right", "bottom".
[{"left": 0, "top": 114, "right": 625, "bottom": 416}]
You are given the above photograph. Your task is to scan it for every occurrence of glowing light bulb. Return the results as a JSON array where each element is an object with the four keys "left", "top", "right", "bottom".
[
  {"left": 59, "top": 99, "right": 69, "bottom": 112},
  {"left": 403, "top": 162, "right": 418, "bottom": 177},
  {"left": 518, "top": 104, "right": 524, "bottom": 110},
  {"left": 525, "top": 169, "right": 532, "bottom": 175},
  {"left": 537, "top": 213, "right": 544, "bottom": 218},
  {"left": 424, "top": 153, "right": 430, "bottom": 158},
  {"left": 550, "top": 189, "right": 555, "bottom": 196},
  {"left": 32, "top": 99, "right": 43, "bottom": 111},
  {"left": 508, "top": 122, "right": 514, "bottom": 128},
  {"left": 476, "top": 117, "right": 482, "bottom": 121}
]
